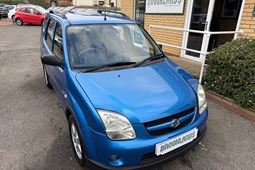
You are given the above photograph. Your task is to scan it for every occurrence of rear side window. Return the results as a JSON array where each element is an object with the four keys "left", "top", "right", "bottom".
[
  {"left": 46, "top": 19, "right": 55, "bottom": 49},
  {"left": 53, "top": 23, "right": 63, "bottom": 60},
  {"left": 20, "top": 8, "right": 26, "bottom": 12}
]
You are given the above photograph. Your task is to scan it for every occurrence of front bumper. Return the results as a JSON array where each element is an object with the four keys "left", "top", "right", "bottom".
[{"left": 81, "top": 109, "right": 208, "bottom": 169}]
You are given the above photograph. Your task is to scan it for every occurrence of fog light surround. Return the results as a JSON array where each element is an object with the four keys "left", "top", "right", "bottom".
[{"left": 109, "top": 155, "right": 124, "bottom": 166}]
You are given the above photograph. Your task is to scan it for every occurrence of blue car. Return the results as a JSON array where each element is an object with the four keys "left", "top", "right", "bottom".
[{"left": 40, "top": 10, "right": 208, "bottom": 169}]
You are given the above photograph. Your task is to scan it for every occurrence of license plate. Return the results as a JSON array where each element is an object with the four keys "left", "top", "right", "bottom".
[{"left": 155, "top": 128, "right": 198, "bottom": 156}]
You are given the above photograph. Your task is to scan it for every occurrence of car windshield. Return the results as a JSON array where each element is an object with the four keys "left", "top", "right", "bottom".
[
  {"left": 66, "top": 24, "right": 163, "bottom": 70},
  {"left": 36, "top": 6, "right": 48, "bottom": 13}
]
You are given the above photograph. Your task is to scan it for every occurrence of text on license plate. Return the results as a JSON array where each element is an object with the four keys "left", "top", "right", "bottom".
[{"left": 155, "top": 128, "right": 198, "bottom": 156}]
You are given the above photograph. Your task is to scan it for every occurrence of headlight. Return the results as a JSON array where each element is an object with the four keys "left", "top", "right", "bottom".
[
  {"left": 197, "top": 84, "right": 207, "bottom": 114},
  {"left": 97, "top": 109, "right": 136, "bottom": 140}
]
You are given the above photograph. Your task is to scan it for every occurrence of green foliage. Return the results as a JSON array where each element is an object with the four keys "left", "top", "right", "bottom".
[
  {"left": 0, "top": 0, "right": 24, "bottom": 4},
  {"left": 204, "top": 38, "right": 255, "bottom": 111},
  {"left": 29, "top": 0, "right": 48, "bottom": 8}
]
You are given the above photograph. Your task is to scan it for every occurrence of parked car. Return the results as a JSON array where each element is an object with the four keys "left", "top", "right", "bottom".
[
  {"left": 15, "top": 5, "right": 48, "bottom": 26},
  {"left": 48, "top": 6, "right": 64, "bottom": 14},
  {"left": 69, "top": 7, "right": 88, "bottom": 14},
  {"left": 63, "top": 6, "right": 87, "bottom": 13},
  {"left": 8, "top": 5, "right": 19, "bottom": 21},
  {"left": 40, "top": 11, "right": 208, "bottom": 169},
  {"left": 4, "top": 4, "right": 14, "bottom": 11},
  {"left": 0, "top": 7, "right": 8, "bottom": 18}
]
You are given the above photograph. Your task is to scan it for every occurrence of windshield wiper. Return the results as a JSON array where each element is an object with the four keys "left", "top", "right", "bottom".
[
  {"left": 81, "top": 61, "right": 136, "bottom": 72},
  {"left": 133, "top": 54, "right": 165, "bottom": 67}
]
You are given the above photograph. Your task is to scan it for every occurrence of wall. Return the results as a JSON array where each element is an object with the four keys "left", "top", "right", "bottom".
[
  {"left": 120, "top": 0, "right": 255, "bottom": 57},
  {"left": 73, "top": 0, "right": 94, "bottom": 6},
  {"left": 239, "top": 0, "right": 255, "bottom": 38},
  {"left": 144, "top": 6, "right": 187, "bottom": 56},
  {"left": 120, "top": 0, "right": 134, "bottom": 18},
  {"left": 121, "top": 0, "right": 186, "bottom": 56}
]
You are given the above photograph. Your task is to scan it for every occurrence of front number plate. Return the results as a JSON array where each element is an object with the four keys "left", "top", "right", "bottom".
[{"left": 155, "top": 128, "right": 198, "bottom": 156}]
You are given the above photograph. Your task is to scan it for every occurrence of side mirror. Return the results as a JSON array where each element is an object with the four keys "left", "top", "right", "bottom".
[
  {"left": 36, "top": 12, "right": 41, "bottom": 15},
  {"left": 158, "top": 44, "right": 163, "bottom": 50},
  {"left": 41, "top": 54, "right": 63, "bottom": 67}
]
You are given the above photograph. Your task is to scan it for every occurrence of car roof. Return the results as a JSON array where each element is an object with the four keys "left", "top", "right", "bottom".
[
  {"left": 17, "top": 5, "right": 36, "bottom": 9},
  {"left": 50, "top": 11, "right": 136, "bottom": 25}
]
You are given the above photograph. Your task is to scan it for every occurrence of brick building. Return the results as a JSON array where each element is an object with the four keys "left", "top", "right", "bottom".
[{"left": 121, "top": 0, "right": 255, "bottom": 62}]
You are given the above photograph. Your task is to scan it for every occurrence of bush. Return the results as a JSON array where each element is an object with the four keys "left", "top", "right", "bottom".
[{"left": 204, "top": 38, "right": 255, "bottom": 111}]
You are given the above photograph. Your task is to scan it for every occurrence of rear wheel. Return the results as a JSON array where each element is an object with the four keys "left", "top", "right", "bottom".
[
  {"left": 16, "top": 18, "right": 23, "bottom": 26},
  {"left": 41, "top": 19, "right": 44, "bottom": 26},
  {"left": 11, "top": 15, "right": 15, "bottom": 22},
  {"left": 43, "top": 66, "right": 52, "bottom": 89},
  {"left": 69, "top": 115, "right": 86, "bottom": 166}
]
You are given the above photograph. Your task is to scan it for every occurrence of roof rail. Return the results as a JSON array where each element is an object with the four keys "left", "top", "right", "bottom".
[
  {"left": 97, "top": 10, "right": 129, "bottom": 18},
  {"left": 54, "top": 11, "right": 67, "bottom": 19},
  {"left": 48, "top": 12, "right": 71, "bottom": 24}
]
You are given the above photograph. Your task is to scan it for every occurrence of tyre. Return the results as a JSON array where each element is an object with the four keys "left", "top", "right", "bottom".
[
  {"left": 69, "top": 115, "right": 86, "bottom": 167},
  {"left": 43, "top": 66, "right": 52, "bottom": 89},
  {"left": 41, "top": 19, "right": 45, "bottom": 27},
  {"left": 11, "top": 15, "right": 15, "bottom": 22},
  {"left": 16, "top": 18, "right": 23, "bottom": 26}
]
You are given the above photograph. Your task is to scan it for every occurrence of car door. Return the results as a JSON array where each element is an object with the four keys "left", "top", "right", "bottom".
[
  {"left": 18, "top": 7, "right": 29, "bottom": 22},
  {"left": 41, "top": 18, "right": 67, "bottom": 106},
  {"left": 41, "top": 19, "right": 56, "bottom": 89},
  {"left": 26, "top": 7, "right": 38, "bottom": 24},
  {"left": 51, "top": 22, "right": 67, "bottom": 106},
  {"left": 31, "top": 8, "right": 42, "bottom": 24}
]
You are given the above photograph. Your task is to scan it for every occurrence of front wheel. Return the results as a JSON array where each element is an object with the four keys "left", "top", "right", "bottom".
[
  {"left": 16, "top": 18, "right": 23, "bottom": 26},
  {"left": 69, "top": 115, "right": 86, "bottom": 166}
]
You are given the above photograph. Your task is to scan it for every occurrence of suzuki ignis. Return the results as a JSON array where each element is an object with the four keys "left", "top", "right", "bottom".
[{"left": 40, "top": 10, "right": 208, "bottom": 169}]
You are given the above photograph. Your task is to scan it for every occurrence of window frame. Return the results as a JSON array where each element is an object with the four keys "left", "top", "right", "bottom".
[
  {"left": 52, "top": 22, "right": 64, "bottom": 61},
  {"left": 45, "top": 18, "right": 55, "bottom": 51}
]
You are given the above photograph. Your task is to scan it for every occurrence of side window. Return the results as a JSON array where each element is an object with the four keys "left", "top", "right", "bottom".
[
  {"left": 26, "top": 8, "right": 33, "bottom": 14},
  {"left": 46, "top": 19, "right": 55, "bottom": 49},
  {"left": 20, "top": 8, "right": 27, "bottom": 13},
  {"left": 32, "top": 9, "right": 40, "bottom": 15},
  {"left": 53, "top": 23, "right": 63, "bottom": 60}
]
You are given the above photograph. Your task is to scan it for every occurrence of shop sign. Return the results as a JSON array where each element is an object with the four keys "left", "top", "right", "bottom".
[{"left": 145, "top": 0, "right": 185, "bottom": 14}]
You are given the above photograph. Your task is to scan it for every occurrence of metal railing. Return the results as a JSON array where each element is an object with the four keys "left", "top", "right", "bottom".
[{"left": 149, "top": 25, "right": 244, "bottom": 83}]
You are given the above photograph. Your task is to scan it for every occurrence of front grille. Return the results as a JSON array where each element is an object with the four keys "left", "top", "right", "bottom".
[{"left": 144, "top": 107, "right": 195, "bottom": 136}]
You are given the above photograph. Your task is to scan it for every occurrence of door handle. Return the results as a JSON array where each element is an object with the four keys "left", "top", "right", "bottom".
[{"left": 62, "top": 90, "right": 67, "bottom": 99}]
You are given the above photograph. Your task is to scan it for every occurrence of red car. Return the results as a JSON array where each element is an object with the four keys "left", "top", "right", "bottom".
[{"left": 15, "top": 5, "right": 48, "bottom": 26}]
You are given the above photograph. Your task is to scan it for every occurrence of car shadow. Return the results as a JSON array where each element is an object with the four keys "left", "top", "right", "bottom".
[
  {"left": 13, "top": 23, "right": 42, "bottom": 27},
  {"left": 42, "top": 132, "right": 87, "bottom": 170}
]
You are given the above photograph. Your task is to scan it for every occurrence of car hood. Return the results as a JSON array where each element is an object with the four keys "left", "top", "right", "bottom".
[{"left": 75, "top": 60, "right": 197, "bottom": 123}]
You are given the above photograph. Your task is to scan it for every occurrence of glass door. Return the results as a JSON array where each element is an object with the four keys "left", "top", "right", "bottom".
[
  {"left": 184, "top": 0, "right": 215, "bottom": 62},
  {"left": 134, "top": 0, "right": 145, "bottom": 26}
]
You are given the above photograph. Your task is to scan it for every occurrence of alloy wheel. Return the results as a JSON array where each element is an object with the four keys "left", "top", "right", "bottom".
[{"left": 71, "top": 123, "right": 83, "bottom": 159}]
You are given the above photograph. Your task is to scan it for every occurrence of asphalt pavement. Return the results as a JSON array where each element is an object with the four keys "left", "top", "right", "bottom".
[{"left": 0, "top": 24, "right": 255, "bottom": 170}]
